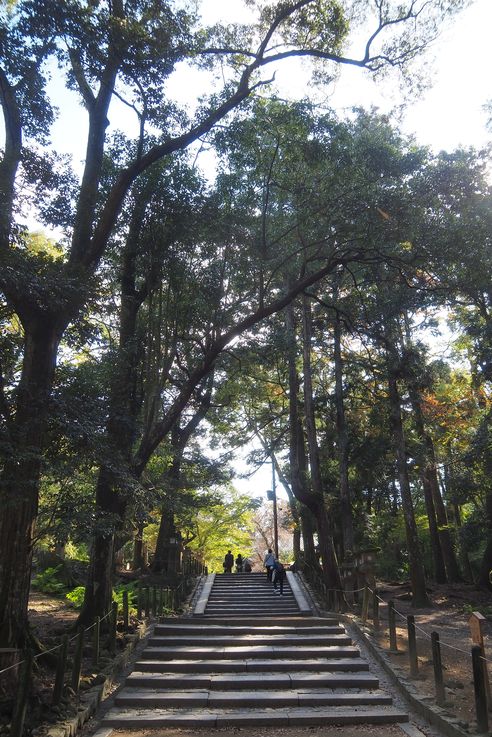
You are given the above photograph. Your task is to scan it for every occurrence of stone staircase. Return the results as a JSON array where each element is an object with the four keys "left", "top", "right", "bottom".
[
  {"left": 102, "top": 572, "right": 408, "bottom": 728},
  {"left": 202, "top": 571, "right": 303, "bottom": 616}
]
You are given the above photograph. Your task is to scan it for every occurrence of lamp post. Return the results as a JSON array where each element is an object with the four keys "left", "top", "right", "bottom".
[{"left": 266, "top": 456, "right": 279, "bottom": 558}]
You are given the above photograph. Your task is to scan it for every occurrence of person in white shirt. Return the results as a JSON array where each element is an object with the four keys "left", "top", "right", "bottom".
[{"left": 263, "top": 548, "right": 275, "bottom": 581}]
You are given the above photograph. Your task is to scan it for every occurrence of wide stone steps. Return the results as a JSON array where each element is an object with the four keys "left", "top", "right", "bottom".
[
  {"left": 148, "top": 633, "right": 351, "bottom": 646},
  {"left": 203, "top": 572, "right": 301, "bottom": 616},
  {"left": 133, "top": 657, "right": 368, "bottom": 673},
  {"left": 115, "top": 688, "right": 393, "bottom": 708},
  {"left": 125, "top": 671, "right": 381, "bottom": 689},
  {"left": 102, "top": 576, "right": 408, "bottom": 729},
  {"left": 141, "top": 645, "right": 360, "bottom": 660},
  {"left": 104, "top": 706, "right": 407, "bottom": 728}
]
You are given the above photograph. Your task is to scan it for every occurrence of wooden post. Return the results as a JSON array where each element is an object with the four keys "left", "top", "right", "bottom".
[
  {"left": 388, "top": 600, "right": 398, "bottom": 652},
  {"left": 372, "top": 588, "right": 380, "bottom": 631},
  {"left": 144, "top": 587, "right": 150, "bottom": 618},
  {"left": 10, "top": 650, "right": 32, "bottom": 737},
  {"left": 122, "top": 590, "right": 129, "bottom": 632},
  {"left": 361, "top": 586, "right": 370, "bottom": 623},
  {"left": 71, "top": 629, "right": 84, "bottom": 694},
  {"left": 407, "top": 614, "right": 418, "bottom": 677},
  {"left": 472, "top": 645, "right": 489, "bottom": 733},
  {"left": 469, "top": 611, "right": 491, "bottom": 710},
  {"left": 137, "top": 585, "right": 142, "bottom": 619},
  {"left": 158, "top": 587, "right": 163, "bottom": 617},
  {"left": 431, "top": 632, "right": 445, "bottom": 706},
  {"left": 52, "top": 635, "right": 69, "bottom": 705},
  {"left": 93, "top": 616, "right": 100, "bottom": 667},
  {"left": 109, "top": 601, "right": 118, "bottom": 655},
  {"left": 152, "top": 587, "right": 157, "bottom": 617}
]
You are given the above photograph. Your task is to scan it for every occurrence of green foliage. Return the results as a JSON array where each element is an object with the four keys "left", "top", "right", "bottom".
[
  {"left": 65, "top": 585, "right": 85, "bottom": 608},
  {"left": 32, "top": 565, "right": 66, "bottom": 595}
]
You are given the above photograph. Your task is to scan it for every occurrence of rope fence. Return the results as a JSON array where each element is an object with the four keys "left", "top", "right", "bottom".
[
  {"left": 299, "top": 565, "right": 491, "bottom": 733},
  {"left": 1, "top": 566, "right": 206, "bottom": 737}
]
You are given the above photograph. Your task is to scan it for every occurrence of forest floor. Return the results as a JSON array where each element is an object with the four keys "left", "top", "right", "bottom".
[
  {"left": 20, "top": 581, "right": 492, "bottom": 734},
  {"left": 369, "top": 580, "right": 492, "bottom": 729}
]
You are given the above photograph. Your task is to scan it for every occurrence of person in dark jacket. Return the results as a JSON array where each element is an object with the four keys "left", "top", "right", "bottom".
[
  {"left": 272, "top": 559, "right": 286, "bottom": 595},
  {"left": 235, "top": 553, "right": 244, "bottom": 572},
  {"left": 223, "top": 550, "right": 234, "bottom": 573}
]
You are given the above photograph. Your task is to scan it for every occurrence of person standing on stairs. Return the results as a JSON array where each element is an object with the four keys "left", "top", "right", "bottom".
[
  {"left": 223, "top": 550, "right": 234, "bottom": 573},
  {"left": 235, "top": 553, "right": 244, "bottom": 572},
  {"left": 263, "top": 548, "right": 275, "bottom": 580},
  {"left": 272, "top": 559, "right": 286, "bottom": 595}
]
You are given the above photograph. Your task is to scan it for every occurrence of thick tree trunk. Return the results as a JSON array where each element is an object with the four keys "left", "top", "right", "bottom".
[
  {"left": 301, "top": 296, "right": 343, "bottom": 592},
  {"left": 452, "top": 503, "right": 474, "bottom": 583},
  {"left": 0, "top": 323, "right": 60, "bottom": 648},
  {"left": 409, "top": 387, "right": 462, "bottom": 582},
  {"left": 387, "top": 364, "right": 430, "bottom": 607},
  {"left": 333, "top": 309, "right": 354, "bottom": 557}
]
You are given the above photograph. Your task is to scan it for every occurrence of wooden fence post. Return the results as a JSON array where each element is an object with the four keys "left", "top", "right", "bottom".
[
  {"left": 361, "top": 586, "right": 370, "bottom": 623},
  {"left": 109, "top": 601, "right": 118, "bottom": 655},
  {"left": 122, "top": 590, "right": 129, "bottom": 632},
  {"left": 152, "top": 587, "right": 157, "bottom": 617},
  {"left": 93, "top": 616, "right": 100, "bottom": 667},
  {"left": 52, "top": 635, "right": 69, "bottom": 705},
  {"left": 472, "top": 644, "right": 489, "bottom": 733},
  {"left": 137, "top": 585, "right": 142, "bottom": 620},
  {"left": 388, "top": 600, "right": 398, "bottom": 652},
  {"left": 407, "top": 615, "right": 418, "bottom": 677},
  {"left": 431, "top": 632, "right": 445, "bottom": 706},
  {"left": 144, "top": 587, "right": 150, "bottom": 618},
  {"left": 71, "top": 629, "right": 84, "bottom": 694},
  {"left": 10, "top": 650, "right": 32, "bottom": 737},
  {"left": 372, "top": 589, "right": 379, "bottom": 631}
]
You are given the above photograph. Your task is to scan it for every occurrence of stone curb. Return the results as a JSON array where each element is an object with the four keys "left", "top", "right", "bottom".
[
  {"left": 45, "top": 623, "right": 147, "bottom": 737},
  {"left": 330, "top": 611, "right": 473, "bottom": 737}
]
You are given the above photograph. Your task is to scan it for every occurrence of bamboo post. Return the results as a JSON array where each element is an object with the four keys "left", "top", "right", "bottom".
[
  {"left": 472, "top": 645, "right": 489, "bottom": 733},
  {"left": 122, "top": 590, "right": 129, "bottom": 632},
  {"left": 388, "top": 600, "right": 398, "bottom": 652},
  {"left": 10, "top": 650, "right": 32, "bottom": 737},
  {"left": 361, "top": 586, "right": 370, "bottom": 623},
  {"left": 407, "top": 614, "right": 418, "bottom": 677},
  {"left": 93, "top": 616, "right": 100, "bottom": 667},
  {"left": 109, "top": 601, "right": 118, "bottom": 655},
  {"left": 71, "top": 629, "right": 84, "bottom": 694},
  {"left": 431, "top": 632, "right": 445, "bottom": 706},
  {"left": 372, "top": 588, "right": 380, "bottom": 631},
  {"left": 52, "top": 635, "right": 69, "bottom": 705}
]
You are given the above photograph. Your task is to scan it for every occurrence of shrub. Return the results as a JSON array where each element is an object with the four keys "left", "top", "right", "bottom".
[
  {"left": 32, "top": 565, "right": 66, "bottom": 595},
  {"left": 66, "top": 585, "right": 85, "bottom": 608}
]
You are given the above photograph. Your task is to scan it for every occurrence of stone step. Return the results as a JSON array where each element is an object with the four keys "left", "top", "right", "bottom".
[
  {"left": 133, "top": 657, "right": 368, "bottom": 673},
  {"left": 142, "top": 645, "right": 359, "bottom": 660},
  {"left": 205, "top": 602, "right": 299, "bottom": 617},
  {"left": 148, "top": 634, "right": 352, "bottom": 647},
  {"left": 115, "top": 689, "right": 393, "bottom": 708},
  {"left": 125, "top": 671, "right": 380, "bottom": 690},
  {"left": 165, "top": 616, "right": 338, "bottom": 626},
  {"left": 153, "top": 623, "right": 344, "bottom": 636},
  {"left": 103, "top": 706, "right": 408, "bottom": 728}
]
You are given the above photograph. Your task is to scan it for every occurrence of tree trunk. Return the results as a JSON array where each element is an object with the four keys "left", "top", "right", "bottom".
[
  {"left": 407, "top": 389, "right": 446, "bottom": 582},
  {"left": 0, "top": 322, "right": 60, "bottom": 648},
  {"left": 133, "top": 523, "right": 146, "bottom": 570},
  {"left": 333, "top": 308, "right": 354, "bottom": 557},
  {"left": 386, "top": 363, "right": 430, "bottom": 607},
  {"left": 301, "top": 295, "right": 343, "bottom": 592}
]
